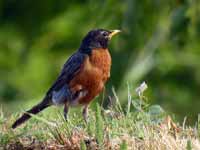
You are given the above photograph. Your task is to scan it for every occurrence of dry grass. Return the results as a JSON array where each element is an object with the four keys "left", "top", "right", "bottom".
[{"left": 2, "top": 115, "right": 200, "bottom": 150}]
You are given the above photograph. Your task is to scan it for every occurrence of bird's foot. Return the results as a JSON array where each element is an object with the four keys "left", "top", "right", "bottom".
[
  {"left": 83, "top": 105, "right": 89, "bottom": 123},
  {"left": 64, "top": 103, "right": 69, "bottom": 121}
]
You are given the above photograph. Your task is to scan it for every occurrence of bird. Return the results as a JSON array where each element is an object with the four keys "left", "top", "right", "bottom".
[{"left": 12, "top": 29, "right": 120, "bottom": 129}]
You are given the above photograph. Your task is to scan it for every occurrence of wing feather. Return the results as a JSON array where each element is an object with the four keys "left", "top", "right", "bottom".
[{"left": 47, "top": 52, "right": 86, "bottom": 96}]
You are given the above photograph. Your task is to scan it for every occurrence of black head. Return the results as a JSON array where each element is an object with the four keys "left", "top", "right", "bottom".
[{"left": 79, "top": 29, "right": 120, "bottom": 54}]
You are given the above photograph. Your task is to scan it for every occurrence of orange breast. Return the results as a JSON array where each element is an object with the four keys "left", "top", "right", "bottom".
[{"left": 69, "top": 48, "right": 111, "bottom": 104}]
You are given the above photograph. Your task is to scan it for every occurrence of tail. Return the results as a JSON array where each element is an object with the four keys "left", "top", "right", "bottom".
[{"left": 12, "top": 96, "right": 51, "bottom": 129}]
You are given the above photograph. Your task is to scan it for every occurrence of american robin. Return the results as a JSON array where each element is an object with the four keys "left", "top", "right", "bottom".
[{"left": 12, "top": 29, "right": 120, "bottom": 129}]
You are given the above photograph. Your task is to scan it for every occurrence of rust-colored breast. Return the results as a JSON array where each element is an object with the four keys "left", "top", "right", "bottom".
[{"left": 69, "top": 48, "right": 111, "bottom": 105}]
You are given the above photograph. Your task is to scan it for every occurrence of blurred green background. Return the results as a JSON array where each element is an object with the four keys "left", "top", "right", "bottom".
[{"left": 0, "top": 0, "right": 200, "bottom": 124}]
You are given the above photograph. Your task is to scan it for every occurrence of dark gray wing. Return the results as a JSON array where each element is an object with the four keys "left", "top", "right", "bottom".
[{"left": 46, "top": 51, "right": 86, "bottom": 98}]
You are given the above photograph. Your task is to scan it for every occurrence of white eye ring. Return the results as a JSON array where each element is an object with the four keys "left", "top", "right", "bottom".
[{"left": 102, "top": 31, "right": 108, "bottom": 37}]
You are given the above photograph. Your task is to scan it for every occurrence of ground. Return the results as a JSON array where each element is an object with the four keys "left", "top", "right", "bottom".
[{"left": 1, "top": 86, "right": 200, "bottom": 150}]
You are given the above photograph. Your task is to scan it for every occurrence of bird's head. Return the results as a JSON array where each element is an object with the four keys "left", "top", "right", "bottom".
[{"left": 79, "top": 29, "right": 120, "bottom": 54}]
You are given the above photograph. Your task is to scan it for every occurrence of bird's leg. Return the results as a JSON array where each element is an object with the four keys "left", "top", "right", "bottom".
[
  {"left": 64, "top": 103, "right": 69, "bottom": 121},
  {"left": 82, "top": 105, "right": 89, "bottom": 123}
]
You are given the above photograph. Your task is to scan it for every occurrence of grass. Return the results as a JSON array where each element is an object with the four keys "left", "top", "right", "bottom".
[{"left": 0, "top": 83, "right": 200, "bottom": 150}]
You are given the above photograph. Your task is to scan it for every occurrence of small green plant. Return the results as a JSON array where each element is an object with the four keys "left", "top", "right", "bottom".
[
  {"left": 95, "top": 103, "right": 104, "bottom": 145},
  {"left": 87, "top": 115, "right": 95, "bottom": 137},
  {"left": 120, "top": 140, "right": 128, "bottom": 150},
  {"left": 80, "top": 140, "right": 87, "bottom": 150},
  {"left": 198, "top": 114, "right": 200, "bottom": 140},
  {"left": 0, "top": 108, "right": 5, "bottom": 125},
  {"left": 186, "top": 140, "right": 192, "bottom": 150}
]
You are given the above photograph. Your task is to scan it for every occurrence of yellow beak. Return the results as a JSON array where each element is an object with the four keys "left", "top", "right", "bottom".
[{"left": 108, "top": 30, "right": 121, "bottom": 39}]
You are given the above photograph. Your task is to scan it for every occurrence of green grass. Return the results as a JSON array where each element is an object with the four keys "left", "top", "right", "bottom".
[{"left": 1, "top": 84, "right": 200, "bottom": 150}]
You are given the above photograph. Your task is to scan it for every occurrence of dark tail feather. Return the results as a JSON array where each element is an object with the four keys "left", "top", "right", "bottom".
[{"left": 12, "top": 97, "right": 51, "bottom": 129}]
